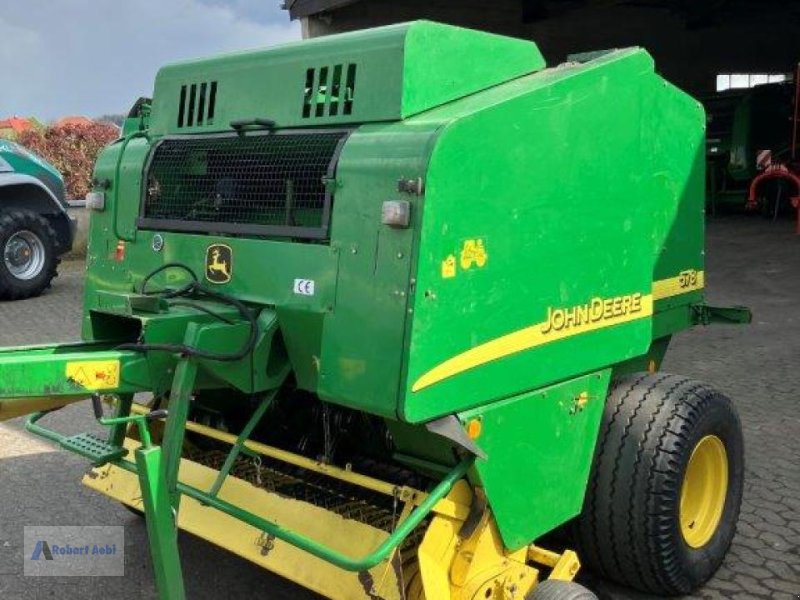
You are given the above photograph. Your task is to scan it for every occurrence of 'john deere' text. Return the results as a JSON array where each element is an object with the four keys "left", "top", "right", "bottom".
[{"left": 541, "top": 293, "right": 644, "bottom": 335}]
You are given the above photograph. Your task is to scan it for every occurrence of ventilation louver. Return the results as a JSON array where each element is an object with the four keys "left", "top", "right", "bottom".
[
  {"left": 302, "top": 64, "right": 357, "bottom": 119},
  {"left": 177, "top": 81, "right": 218, "bottom": 128}
]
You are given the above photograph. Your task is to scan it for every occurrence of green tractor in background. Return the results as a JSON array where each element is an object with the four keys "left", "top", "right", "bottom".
[
  {"left": 0, "top": 140, "right": 75, "bottom": 299},
  {"left": 705, "top": 79, "right": 795, "bottom": 214}
]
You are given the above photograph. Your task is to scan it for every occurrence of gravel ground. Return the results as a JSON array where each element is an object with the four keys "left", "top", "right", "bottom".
[{"left": 0, "top": 216, "right": 798, "bottom": 599}]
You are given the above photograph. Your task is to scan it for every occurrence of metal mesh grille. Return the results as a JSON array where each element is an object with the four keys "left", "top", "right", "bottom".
[{"left": 140, "top": 131, "right": 349, "bottom": 239}]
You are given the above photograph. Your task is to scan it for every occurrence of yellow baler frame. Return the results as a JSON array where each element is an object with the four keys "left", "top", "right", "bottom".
[{"left": 83, "top": 405, "right": 579, "bottom": 600}]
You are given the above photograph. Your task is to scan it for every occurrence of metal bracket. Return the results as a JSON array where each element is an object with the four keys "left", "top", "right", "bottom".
[
  {"left": 692, "top": 303, "right": 752, "bottom": 326},
  {"left": 397, "top": 177, "right": 424, "bottom": 196},
  {"left": 458, "top": 487, "right": 489, "bottom": 540},
  {"left": 426, "top": 415, "right": 487, "bottom": 460},
  {"left": 208, "top": 389, "right": 279, "bottom": 498}
]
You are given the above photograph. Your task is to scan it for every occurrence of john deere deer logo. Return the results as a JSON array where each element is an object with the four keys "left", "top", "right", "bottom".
[{"left": 206, "top": 244, "right": 232, "bottom": 284}]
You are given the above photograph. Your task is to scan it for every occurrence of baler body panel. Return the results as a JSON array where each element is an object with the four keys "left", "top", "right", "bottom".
[
  {"left": 83, "top": 42, "right": 705, "bottom": 424},
  {"left": 148, "top": 21, "right": 544, "bottom": 135},
  {"left": 82, "top": 227, "right": 338, "bottom": 392},
  {"left": 112, "top": 137, "right": 150, "bottom": 242},
  {"left": 85, "top": 123, "right": 433, "bottom": 407},
  {"left": 318, "top": 123, "right": 437, "bottom": 416},
  {"left": 401, "top": 48, "right": 705, "bottom": 421},
  {"left": 458, "top": 369, "right": 612, "bottom": 549}
]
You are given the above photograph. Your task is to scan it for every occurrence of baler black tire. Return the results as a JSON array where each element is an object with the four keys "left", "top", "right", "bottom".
[
  {"left": 527, "top": 580, "right": 597, "bottom": 600},
  {"left": 573, "top": 373, "right": 744, "bottom": 596},
  {"left": 0, "top": 209, "right": 60, "bottom": 300}
]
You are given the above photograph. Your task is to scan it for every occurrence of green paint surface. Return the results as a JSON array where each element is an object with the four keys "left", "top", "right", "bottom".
[
  {"left": 0, "top": 21, "right": 715, "bottom": 554},
  {"left": 402, "top": 48, "right": 704, "bottom": 421},
  {"left": 148, "top": 21, "right": 544, "bottom": 134},
  {"left": 459, "top": 370, "right": 611, "bottom": 549}
]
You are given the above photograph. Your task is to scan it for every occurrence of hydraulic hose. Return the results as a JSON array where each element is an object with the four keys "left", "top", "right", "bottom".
[{"left": 117, "top": 263, "right": 259, "bottom": 362}]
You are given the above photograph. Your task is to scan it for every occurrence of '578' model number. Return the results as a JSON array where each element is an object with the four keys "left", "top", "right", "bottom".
[{"left": 678, "top": 269, "right": 699, "bottom": 289}]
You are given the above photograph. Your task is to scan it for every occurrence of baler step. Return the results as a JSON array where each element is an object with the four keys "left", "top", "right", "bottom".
[{"left": 60, "top": 433, "right": 127, "bottom": 465}]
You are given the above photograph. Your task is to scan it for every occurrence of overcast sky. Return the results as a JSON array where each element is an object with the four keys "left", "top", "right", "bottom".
[{"left": 0, "top": 1, "right": 301, "bottom": 120}]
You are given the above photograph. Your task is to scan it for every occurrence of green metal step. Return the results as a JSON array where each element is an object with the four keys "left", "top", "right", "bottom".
[{"left": 60, "top": 432, "right": 127, "bottom": 465}]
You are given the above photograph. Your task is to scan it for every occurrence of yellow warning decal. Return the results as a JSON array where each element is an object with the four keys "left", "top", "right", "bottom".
[
  {"left": 459, "top": 238, "right": 488, "bottom": 270},
  {"left": 441, "top": 254, "right": 457, "bottom": 279},
  {"left": 66, "top": 360, "right": 120, "bottom": 390},
  {"left": 653, "top": 269, "right": 704, "bottom": 300},
  {"left": 412, "top": 293, "right": 653, "bottom": 392}
]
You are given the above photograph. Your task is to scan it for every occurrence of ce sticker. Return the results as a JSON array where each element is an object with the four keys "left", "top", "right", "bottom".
[{"left": 293, "top": 279, "right": 316, "bottom": 296}]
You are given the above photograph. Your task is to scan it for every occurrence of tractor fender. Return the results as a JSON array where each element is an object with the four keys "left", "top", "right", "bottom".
[{"left": 0, "top": 173, "right": 75, "bottom": 253}]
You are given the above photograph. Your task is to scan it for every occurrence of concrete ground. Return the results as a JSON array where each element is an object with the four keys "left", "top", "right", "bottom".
[{"left": 0, "top": 215, "right": 798, "bottom": 599}]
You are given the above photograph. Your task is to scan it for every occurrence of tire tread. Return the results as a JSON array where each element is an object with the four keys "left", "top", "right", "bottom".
[
  {"left": 574, "top": 373, "right": 743, "bottom": 595},
  {"left": 0, "top": 209, "right": 60, "bottom": 300}
]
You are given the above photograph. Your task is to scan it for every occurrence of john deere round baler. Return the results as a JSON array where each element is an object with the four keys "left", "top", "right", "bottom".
[{"left": 0, "top": 21, "right": 750, "bottom": 600}]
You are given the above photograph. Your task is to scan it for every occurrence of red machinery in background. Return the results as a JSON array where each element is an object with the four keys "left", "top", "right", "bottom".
[{"left": 747, "top": 63, "right": 800, "bottom": 233}]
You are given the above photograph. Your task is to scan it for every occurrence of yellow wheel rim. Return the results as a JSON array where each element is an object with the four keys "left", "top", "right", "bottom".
[{"left": 680, "top": 435, "right": 729, "bottom": 548}]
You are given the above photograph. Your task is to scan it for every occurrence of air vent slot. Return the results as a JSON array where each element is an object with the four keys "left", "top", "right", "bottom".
[
  {"left": 177, "top": 81, "right": 218, "bottom": 128},
  {"left": 302, "top": 64, "right": 357, "bottom": 119},
  {"left": 344, "top": 64, "right": 356, "bottom": 115},
  {"left": 187, "top": 84, "right": 197, "bottom": 126},
  {"left": 208, "top": 82, "right": 218, "bottom": 121}
]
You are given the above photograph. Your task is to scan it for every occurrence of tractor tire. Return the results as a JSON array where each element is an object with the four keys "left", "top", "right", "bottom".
[
  {"left": 0, "top": 209, "right": 60, "bottom": 300},
  {"left": 573, "top": 373, "right": 744, "bottom": 596},
  {"left": 527, "top": 580, "right": 597, "bottom": 600}
]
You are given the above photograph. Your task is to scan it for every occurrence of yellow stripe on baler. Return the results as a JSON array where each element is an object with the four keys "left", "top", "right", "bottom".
[
  {"left": 411, "top": 293, "right": 654, "bottom": 392},
  {"left": 411, "top": 270, "right": 705, "bottom": 392},
  {"left": 652, "top": 269, "right": 705, "bottom": 300}
]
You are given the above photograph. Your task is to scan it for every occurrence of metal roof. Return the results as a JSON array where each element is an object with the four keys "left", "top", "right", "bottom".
[
  {"left": 283, "top": 0, "right": 362, "bottom": 19},
  {"left": 282, "top": 0, "right": 795, "bottom": 28}
]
